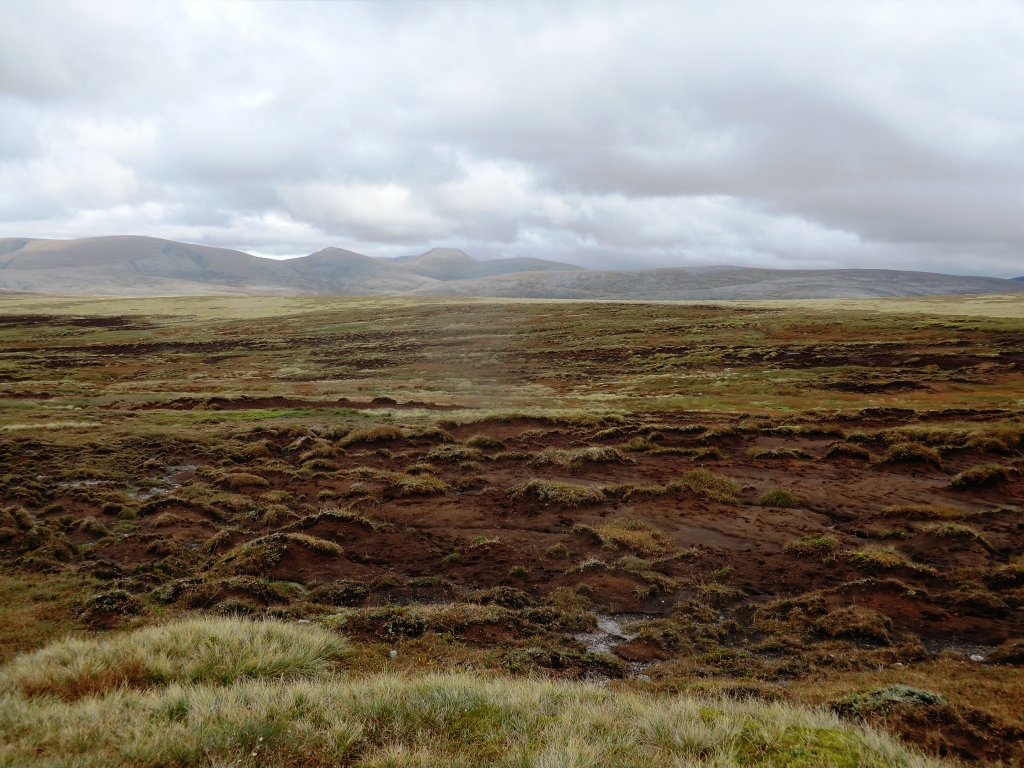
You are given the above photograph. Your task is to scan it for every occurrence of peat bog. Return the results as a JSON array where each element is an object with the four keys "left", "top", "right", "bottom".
[{"left": 1, "top": 295, "right": 1023, "bottom": 764}]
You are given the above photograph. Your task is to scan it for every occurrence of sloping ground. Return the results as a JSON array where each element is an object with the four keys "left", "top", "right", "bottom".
[{"left": 1, "top": 236, "right": 1021, "bottom": 299}]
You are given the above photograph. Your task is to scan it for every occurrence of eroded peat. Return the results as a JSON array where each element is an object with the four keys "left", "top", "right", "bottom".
[{"left": 1, "top": 295, "right": 1023, "bottom": 764}]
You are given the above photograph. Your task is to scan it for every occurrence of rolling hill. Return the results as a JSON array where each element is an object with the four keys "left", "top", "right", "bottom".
[{"left": 0, "top": 235, "right": 1020, "bottom": 300}]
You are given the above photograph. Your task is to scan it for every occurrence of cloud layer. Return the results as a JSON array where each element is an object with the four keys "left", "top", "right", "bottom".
[{"left": 1, "top": 1, "right": 1023, "bottom": 275}]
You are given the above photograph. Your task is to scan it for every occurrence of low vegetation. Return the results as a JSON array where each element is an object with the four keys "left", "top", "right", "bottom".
[{"left": 2, "top": 296, "right": 1023, "bottom": 765}]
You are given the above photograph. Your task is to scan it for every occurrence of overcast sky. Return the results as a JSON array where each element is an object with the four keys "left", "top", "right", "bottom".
[{"left": 1, "top": 1, "right": 1023, "bottom": 275}]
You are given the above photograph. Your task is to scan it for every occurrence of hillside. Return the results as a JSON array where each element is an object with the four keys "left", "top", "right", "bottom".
[{"left": 0, "top": 235, "right": 1020, "bottom": 299}]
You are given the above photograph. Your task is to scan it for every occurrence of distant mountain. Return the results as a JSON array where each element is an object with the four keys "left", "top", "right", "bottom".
[
  {"left": 1013, "top": 276, "right": 1024, "bottom": 281},
  {"left": 379, "top": 248, "right": 582, "bottom": 280},
  {"left": 0, "top": 235, "right": 1021, "bottom": 300}
]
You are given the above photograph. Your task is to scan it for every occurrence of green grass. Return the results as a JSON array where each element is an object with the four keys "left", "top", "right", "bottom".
[
  {"left": 0, "top": 618, "right": 939, "bottom": 767},
  {"left": 0, "top": 617, "right": 349, "bottom": 699},
  {"left": 506, "top": 479, "right": 606, "bottom": 508},
  {"left": 785, "top": 533, "right": 841, "bottom": 557},
  {"left": 759, "top": 487, "right": 799, "bottom": 508},
  {"left": 669, "top": 469, "right": 740, "bottom": 504}
]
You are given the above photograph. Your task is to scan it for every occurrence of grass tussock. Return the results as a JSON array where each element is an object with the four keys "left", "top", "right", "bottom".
[
  {"left": 0, "top": 664, "right": 938, "bottom": 768},
  {"left": 426, "top": 444, "right": 484, "bottom": 463},
  {"left": 506, "top": 479, "right": 606, "bottom": 508},
  {"left": 951, "top": 464, "right": 1017, "bottom": 490},
  {"left": 284, "top": 533, "right": 344, "bottom": 557},
  {"left": 785, "top": 533, "right": 841, "bottom": 557},
  {"left": 579, "top": 518, "right": 673, "bottom": 556},
  {"left": 529, "top": 446, "right": 629, "bottom": 471},
  {"left": 463, "top": 433, "right": 505, "bottom": 450},
  {"left": 848, "top": 545, "right": 930, "bottom": 573},
  {"left": 879, "top": 504, "right": 971, "bottom": 520},
  {"left": 0, "top": 617, "right": 349, "bottom": 699},
  {"left": 748, "top": 446, "right": 812, "bottom": 460},
  {"left": 880, "top": 442, "right": 943, "bottom": 469},
  {"left": 669, "top": 469, "right": 740, "bottom": 504},
  {"left": 339, "top": 425, "right": 403, "bottom": 448},
  {"left": 821, "top": 442, "right": 874, "bottom": 462},
  {"left": 759, "top": 487, "right": 799, "bottom": 508}
]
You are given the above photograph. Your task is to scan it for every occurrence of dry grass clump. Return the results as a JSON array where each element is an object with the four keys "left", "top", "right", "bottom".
[
  {"left": 669, "top": 469, "right": 740, "bottom": 504},
  {"left": 0, "top": 617, "right": 349, "bottom": 699},
  {"left": 880, "top": 443, "right": 943, "bottom": 469},
  {"left": 785, "top": 533, "right": 841, "bottom": 557},
  {"left": 426, "top": 444, "right": 484, "bottom": 463},
  {"left": 821, "top": 442, "right": 873, "bottom": 462},
  {"left": 339, "top": 425, "right": 403, "bottom": 447},
  {"left": 506, "top": 479, "right": 606, "bottom": 508},
  {"left": 529, "top": 446, "right": 629, "bottom": 471},
  {"left": 879, "top": 504, "right": 970, "bottom": 520},
  {"left": 748, "top": 447, "right": 812, "bottom": 460},
  {"left": 759, "top": 487, "right": 799, "bottom": 508},
  {"left": 602, "top": 482, "right": 668, "bottom": 501},
  {"left": 285, "top": 533, "right": 344, "bottom": 557},
  {"left": 464, "top": 433, "right": 505, "bottom": 450},
  {"left": 261, "top": 504, "right": 297, "bottom": 526},
  {"left": 0, "top": 660, "right": 940, "bottom": 768},
  {"left": 348, "top": 467, "right": 450, "bottom": 497},
  {"left": 814, "top": 606, "right": 893, "bottom": 645},
  {"left": 223, "top": 472, "right": 270, "bottom": 490},
  {"left": 916, "top": 522, "right": 990, "bottom": 547},
  {"left": 951, "top": 464, "right": 1016, "bottom": 489},
  {"left": 579, "top": 518, "right": 673, "bottom": 556},
  {"left": 544, "top": 543, "right": 570, "bottom": 559},
  {"left": 848, "top": 546, "right": 928, "bottom": 573},
  {"left": 217, "top": 536, "right": 288, "bottom": 576}
]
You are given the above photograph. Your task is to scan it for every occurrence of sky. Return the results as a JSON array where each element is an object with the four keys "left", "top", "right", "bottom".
[{"left": 1, "top": 1, "right": 1023, "bottom": 276}]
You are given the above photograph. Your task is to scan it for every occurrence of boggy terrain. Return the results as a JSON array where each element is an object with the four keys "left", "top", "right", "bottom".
[{"left": 1, "top": 295, "right": 1023, "bottom": 764}]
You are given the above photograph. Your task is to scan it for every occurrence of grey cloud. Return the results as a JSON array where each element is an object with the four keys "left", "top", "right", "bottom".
[{"left": 0, "top": 1, "right": 1022, "bottom": 273}]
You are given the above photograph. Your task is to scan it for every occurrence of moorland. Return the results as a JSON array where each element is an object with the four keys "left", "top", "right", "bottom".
[{"left": 0, "top": 292, "right": 1022, "bottom": 767}]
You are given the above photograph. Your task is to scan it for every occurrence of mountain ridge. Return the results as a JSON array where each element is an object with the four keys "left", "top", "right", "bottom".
[{"left": 0, "top": 235, "right": 1021, "bottom": 300}]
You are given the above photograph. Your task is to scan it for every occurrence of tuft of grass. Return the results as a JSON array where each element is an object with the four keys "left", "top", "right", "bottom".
[
  {"left": 916, "top": 522, "right": 990, "bottom": 547},
  {"left": 669, "top": 469, "right": 739, "bottom": 504},
  {"left": 786, "top": 533, "right": 841, "bottom": 557},
  {"left": 339, "top": 425, "right": 403, "bottom": 447},
  {"left": 821, "top": 442, "right": 873, "bottom": 462},
  {"left": 261, "top": 504, "right": 297, "bottom": 526},
  {"left": 849, "top": 545, "right": 929, "bottom": 573},
  {"left": 879, "top": 504, "right": 970, "bottom": 520},
  {"left": 529, "top": 446, "right": 629, "bottom": 471},
  {"left": 815, "top": 606, "right": 892, "bottom": 645},
  {"left": 544, "top": 543, "right": 570, "bottom": 559},
  {"left": 0, "top": 617, "right": 349, "bottom": 700},
  {"left": 951, "top": 464, "right": 1016, "bottom": 490},
  {"left": 748, "top": 447, "right": 812, "bottom": 460},
  {"left": 218, "top": 536, "right": 288, "bottom": 576},
  {"left": 581, "top": 518, "right": 673, "bottom": 556},
  {"left": 426, "top": 444, "right": 484, "bottom": 463},
  {"left": 506, "top": 479, "right": 606, "bottom": 508},
  {"left": 880, "top": 442, "right": 943, "bottom": 469},
  {"left": 759, "top": 486, "right": 799, "bottom": 508},
  {"left": 285, "top": 533, "right": 344, "bottom": 557},
  {"left": 464, "top": 434, "right": 505, "bottom": 450},
  {"left": 223, "top": 472, "right": 270, "bottom": 490}
]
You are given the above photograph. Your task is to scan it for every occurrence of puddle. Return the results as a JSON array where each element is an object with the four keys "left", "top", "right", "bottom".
[
  {"left": 574, "top": 613, "right": 637, "bottom": 656},
  {"left": 128, "top": 464, "right": 197, "bottom": 500},
  {"left": 574, "top": 613, "right": 654, "bottom": 680}
]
